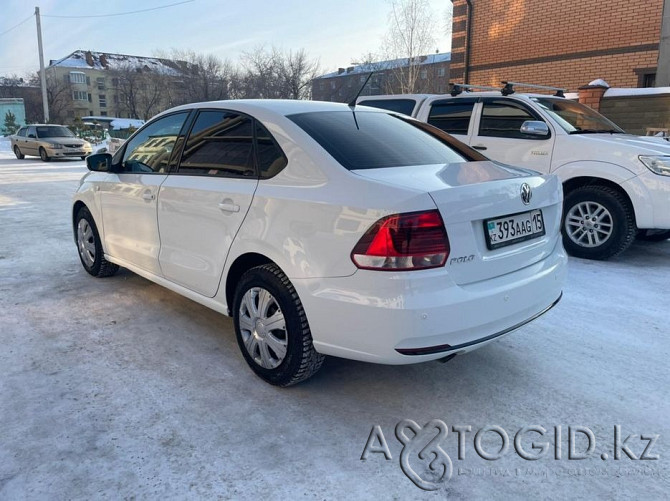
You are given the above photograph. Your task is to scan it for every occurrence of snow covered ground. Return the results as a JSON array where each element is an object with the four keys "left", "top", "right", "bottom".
[{"left": 0, "top": 148, "right": 668, "bottom": 499}]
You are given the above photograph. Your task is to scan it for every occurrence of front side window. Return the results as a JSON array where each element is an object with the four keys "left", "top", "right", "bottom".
[
  {"left": 120, "top": 112, "right": 188, "bottom": 174},
  {"left": 531, "top": 97, "right": 624, "bottom": 134},
  {"left": 428, "top": 99, "right": 476, "bottom": 135},
  {"left": 179, "top": 111, "right": 255, "bottom": 178},
  {"left": 288, "top": 111, "right": 470, "bottom": 171},
  {"left": 36, "top": 126, "right": 75, "bottom": 138},
  {"left": 16, "top": 127, "right": 27, "bottom": 137},
  {"left": 479, "top": 100, "right": 545, "bottom": 139}
]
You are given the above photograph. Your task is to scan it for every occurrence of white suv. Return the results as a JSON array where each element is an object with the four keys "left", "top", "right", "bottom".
[
  {"left": 73, "top": 100, "right": 565, "bottom": 385},
  {"left": 358, "top": 92, "right": 670, "bottom": 259}
]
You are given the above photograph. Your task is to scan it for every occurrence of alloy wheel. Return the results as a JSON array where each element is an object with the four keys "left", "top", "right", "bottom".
[{"left": 565, "top": 201, "right": 613, "bottom": 248}]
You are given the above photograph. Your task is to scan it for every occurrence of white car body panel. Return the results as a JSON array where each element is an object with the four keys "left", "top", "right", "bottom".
[{"left": 73, "top": 99, "right": 566, "bottom": 365}]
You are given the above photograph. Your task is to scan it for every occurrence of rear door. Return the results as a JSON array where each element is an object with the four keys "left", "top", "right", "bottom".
[
  {"left": 468, "top": 98, "right": 554, "bottom": 173},
  {"left": 157, "top": 110, "right": 270, "bottom": 297},
  {"left": 418, "top": 97, "right": 478, "bottom": 144}
]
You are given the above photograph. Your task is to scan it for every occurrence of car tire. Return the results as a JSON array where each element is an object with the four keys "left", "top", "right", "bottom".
[
  {"left": 233, "top": 263, "right": 324, "bottom": 386},
  {"left": 39, "top": 147, "right": 50, "bottom": 162},
  {"left": 75, "top": 206, "right": 119, "bottom": 278},
  {"left": 13, "top": 145, "right": 24, "bottom": 159},
  {"left": 562, "top": 185, "right": 636, "bottom": 260},
  {"left": 636, "top": 229, "right": 670, "bottom": 242}
]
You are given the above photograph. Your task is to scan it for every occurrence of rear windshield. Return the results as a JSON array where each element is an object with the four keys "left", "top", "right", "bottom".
[
  {"left": 358, "top": 99, "right": 417, "bottom": 116},
  {"left": 288, "top": 111, "right": 469, "bottom": 170}
]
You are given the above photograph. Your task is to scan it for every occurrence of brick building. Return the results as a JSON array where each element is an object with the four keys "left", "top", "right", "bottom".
[
  {"left": 450, "top": 0, "right": 663, "bottom": 92},
  {"left": 312, "top": 52, "right": 450, "bottom": 102}
]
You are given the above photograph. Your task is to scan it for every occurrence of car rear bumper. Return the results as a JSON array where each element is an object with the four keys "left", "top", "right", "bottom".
[{"left": 293, "top": 241, "right": 567, "bottom": 364}]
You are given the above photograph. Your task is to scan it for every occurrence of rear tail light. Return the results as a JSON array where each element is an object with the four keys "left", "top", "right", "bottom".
[{"left": 351, "top": 210, "right": 450, "bottom": 271}]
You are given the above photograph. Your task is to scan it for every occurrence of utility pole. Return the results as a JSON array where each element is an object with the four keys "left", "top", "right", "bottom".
[{"left": 35, "top": 6, "right": 49, "bottom": 122}]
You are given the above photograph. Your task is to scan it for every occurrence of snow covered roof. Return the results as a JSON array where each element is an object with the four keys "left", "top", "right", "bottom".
[
  {"left": 48, "top": 50, "right": 185, "bottom": 76},
  {"left": 315, "top": 52, "right": 451, "bottom": 79}
]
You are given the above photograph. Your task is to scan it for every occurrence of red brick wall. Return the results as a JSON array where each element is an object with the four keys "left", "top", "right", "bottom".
[{"left": 451, "top": 0, "right": 662, "bottom": 91}]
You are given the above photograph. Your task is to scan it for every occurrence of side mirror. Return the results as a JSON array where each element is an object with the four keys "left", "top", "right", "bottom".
[
  {"left": 520, "top": 120, "right": 549, "bottom": 137},
  {"left": 86, "top": 153, "right": 112, "bottom": 172}
]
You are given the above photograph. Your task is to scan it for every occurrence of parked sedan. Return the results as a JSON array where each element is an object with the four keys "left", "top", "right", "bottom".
[
  {"left": 12, "top": 124, "right": 92, "bottom": 161},
  {"left": 72, "top": 100, "right": 566, "bottom": 386}
]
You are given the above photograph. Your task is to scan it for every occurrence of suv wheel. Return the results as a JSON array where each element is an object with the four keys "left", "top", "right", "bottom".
[
  {"left": 233, "top": 263, "right": 324, "bottom": 386},
  {"left": 13, "top": 145, "right": 24, "bottom": 159},
  {"left": 562, "top": 185, "right": 636, "bottom": 260},
  {"left": 75, "top": 206, "right": 119, "bottom": 277},
  {"left": 39, "top": 147, "right": 50, "bottom": 162}
]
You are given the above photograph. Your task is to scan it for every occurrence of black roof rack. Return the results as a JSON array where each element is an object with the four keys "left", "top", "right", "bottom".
[{"left": 501, "top": 81, "right": 567, "bottom": 97}]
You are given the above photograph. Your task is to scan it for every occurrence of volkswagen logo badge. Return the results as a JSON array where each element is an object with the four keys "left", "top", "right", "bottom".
[{"left": 520, "top": 183, "right": 532, "bottom": 205}]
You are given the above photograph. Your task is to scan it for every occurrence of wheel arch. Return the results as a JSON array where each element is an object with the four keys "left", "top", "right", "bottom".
[
  {"left": 224, "top": 252, "right": 278, "bottom": 315},
  {"left": 561, "top": 176, "right": 637, "bottom": 227},
  {"left": 72, "top": 200, "right": 88, "bottom": 242}
]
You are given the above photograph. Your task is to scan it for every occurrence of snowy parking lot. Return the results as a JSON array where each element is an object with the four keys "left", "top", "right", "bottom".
[{"left": 0, "top": 141, "right": 668, "bottom": 498}]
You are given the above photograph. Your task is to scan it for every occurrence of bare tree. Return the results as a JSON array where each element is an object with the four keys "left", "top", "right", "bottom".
[
  {"left": 110, "top": 64, "right": 168, "bottom": 120},
  {"left": 238, "top": 46, "right": 319, "bottom": 99},
  {"left": 382, "top": 0, "right": 438, "bottom": 94},
  {"left": 43, "top": 73, "right": 71, "bottom": 124},
  {"left": 155, "top": 49, "right": 237, "bottom": 104}
]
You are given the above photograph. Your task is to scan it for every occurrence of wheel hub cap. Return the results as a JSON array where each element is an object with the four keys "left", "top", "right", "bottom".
[
  {"left": 238, "top": 287, "right": 287, "bottom": 369},
  {"left": 77, "top": 219, "right": 96, "bottom": 267}
]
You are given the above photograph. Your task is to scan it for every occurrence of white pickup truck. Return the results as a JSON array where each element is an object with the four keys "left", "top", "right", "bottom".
[{"left": 357, "top": 92, "right": 670, "bottom": 259}]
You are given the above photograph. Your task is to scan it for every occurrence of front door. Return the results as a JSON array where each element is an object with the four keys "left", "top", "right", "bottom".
[
  {"left": 99, "top": 112, "right": 190, "bottom": 275},
  {"left": 468, "top": 98, "right": 554, "bottom": 174},
  {"left": 157, "top": 110, "right": 260, "bottom": 297}
]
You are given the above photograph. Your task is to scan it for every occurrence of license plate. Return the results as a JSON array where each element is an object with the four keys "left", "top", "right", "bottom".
[{"left": 484, "top": 210, "right": 545, "bottom": 250}]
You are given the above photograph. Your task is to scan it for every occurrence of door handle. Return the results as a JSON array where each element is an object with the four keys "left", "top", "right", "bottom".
[
  {"left": 218, "top": 202, "right": 240, "bottom": 213},
  {"left": 472, "top": 145, "right": 488, "bottom": 151},
  {"left": 142, "top": 191, "right": 155, "bottom": 201}
]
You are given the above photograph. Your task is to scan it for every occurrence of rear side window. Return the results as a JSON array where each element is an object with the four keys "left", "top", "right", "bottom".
[
  {"left": 256, "top": 122, "right": 287, "bottom": 179},
  {"left": 358, "top": 99, "right": 417, "bottom": 116},
  {"left": 179, "top": 111, "right": 255, "bottom": 178},
  {"left": 479, "top": 100, "right": 545, "bottom": 139},
  {"left": 428, "top": 100, "right": 476, "bottom": 135},
  {"left": 288, "top": 111, "right": 468, "bottom": 170}
]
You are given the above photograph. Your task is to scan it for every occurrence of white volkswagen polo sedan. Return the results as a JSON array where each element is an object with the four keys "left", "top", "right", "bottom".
[{"left": 72, "top": 100, "right": 566, "bottom": 386}]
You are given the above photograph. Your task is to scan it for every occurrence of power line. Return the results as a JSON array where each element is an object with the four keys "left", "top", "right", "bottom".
[
  {"left": 0, "top": 13, "right": 34, "bottom": 38},
  {"left": 41, "top": 0, "right": 195, "bottom": 19}
]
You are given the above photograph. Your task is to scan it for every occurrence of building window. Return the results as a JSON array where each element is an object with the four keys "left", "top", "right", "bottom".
[
  {"left": 437, "top": 68, "right": 445, "bottom": 77},
  {"left": 87, "top": 93, "right": 92, "bottom": 102},
  {"left": 643, "top": 73, "right": 656, "bottom": 88},
  {"left": 69, "top": 72, "right": 86, "bottom": 84},
  {"left": 420, "top": 70, "right": 428, "bottom": 79},
  {"left": 73, "top": 90, "right": 87, "bottom": 100},
  {"left": 330, "top": 81, "right": 336, "bottom": 90},
  {"left": 97, "top": 77, "right": 105, "bottom": 90},
  {"left": 360, "top": 75, "right": 366, "bottom": 83},
  {"left": 99, "top": 95, "right": 107, "bottom": 108},
  {"left": 101, "top": 111, "right": 108, "bottom": 117}
]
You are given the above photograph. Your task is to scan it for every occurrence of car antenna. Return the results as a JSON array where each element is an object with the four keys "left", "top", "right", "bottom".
[
  {"left": 348, "top": 72, "right": 374, "bottom": 130},
  {"left": 348, "top": 72, "right": 374, "bottom": 108}
]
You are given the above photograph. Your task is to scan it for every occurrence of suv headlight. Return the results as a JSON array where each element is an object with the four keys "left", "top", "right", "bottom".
[{"left": 639, "top": 155, "right": 670, "bottom": 176}]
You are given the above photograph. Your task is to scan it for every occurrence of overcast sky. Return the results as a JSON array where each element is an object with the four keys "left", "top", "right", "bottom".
[{"left": 0, "top": 0, "right": 451, "bottom": 77}]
